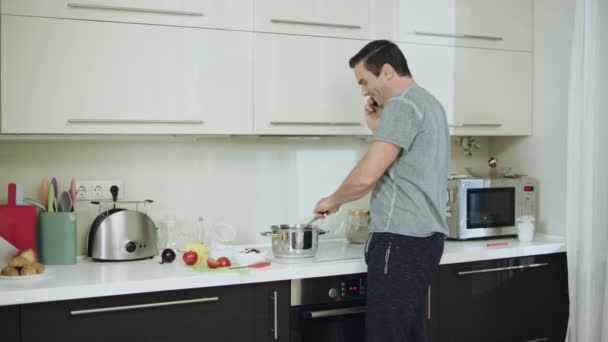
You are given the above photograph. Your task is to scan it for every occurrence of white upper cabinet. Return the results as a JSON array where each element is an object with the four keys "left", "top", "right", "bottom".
[
  {"left": 254, "top": 0, "right": 393, "bottom": 39},
  {"left": 254, "top": 34, "right": 369, "bottom": 135},
  {"left": 402, "top": 43, "right": 532, "bottom": 135},
  {"left": 1, "top": 15, "right": 253, "bottom": 134},
  {"left": 0, "top": 0, "right": 253, "bottom": 30},
  {"left": 395, "top": 0, "right": 533, "bottom": 51}
]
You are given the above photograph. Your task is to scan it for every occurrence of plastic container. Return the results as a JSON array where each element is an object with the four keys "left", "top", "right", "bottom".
[
  {"left": 346, "top": 209, "right": 370, "bottom": 244},
  {"left": 37, "top": 212, "right": 77, "bottom": 265},
  {"left": 516, "top": 216, "right": 535, "bottom": 242}
]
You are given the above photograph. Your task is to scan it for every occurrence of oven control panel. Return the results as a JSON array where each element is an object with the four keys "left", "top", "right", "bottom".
[
  {"left": 339, "top": 278, "right": 366, "bottom": 298},
  {"left": 291, "top": 273, "right": 367, "bottom": 306}
]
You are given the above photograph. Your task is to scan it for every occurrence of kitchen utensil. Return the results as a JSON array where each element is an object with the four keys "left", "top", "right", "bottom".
[
  {"left": 47, "top": 185, "right": 55, "bottom": 213},
  {"left": 69, "top": 177, "right": 76, "bottom": 212},
  {"left": 57, "top": 191, "right": 72, "bottom": 212},
  {"left": 304, "top": 212, "right": 327, "bottom": 227},
  {"left": 51, "top": 178, "right": 58, "bottom": 203},
  {"left": 465, "top": 167, "right": 512, "bottom": 178},
  {"left": 24, "top": 198, "right": 46, "bottom": 212},
  {"left": 229, "top": 261, "right": 271, "bottom": 269},
  {"left": 42, "top": 178, "right": 49, "bottom": 209},
  {"left": 38, "top": 212, "right": 77, "bottom": 265},
  {"left": 0, "top": 183, "right": 37, "bottom": 250},
  {"left": 87, "top": 199, "right": 158, "bottom": 261},
  {"left": 260, "top": 224, "right": 328, "bottom": 258}
]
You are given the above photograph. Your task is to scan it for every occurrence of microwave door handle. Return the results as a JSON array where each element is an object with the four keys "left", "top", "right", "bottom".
[{"left": 302, "top": 306, "right": 367, "bottom": 319}]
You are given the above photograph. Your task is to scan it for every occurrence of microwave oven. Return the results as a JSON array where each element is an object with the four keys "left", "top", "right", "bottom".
[{"left": 446, "top": 177, "right": 537, "bottom": 240}]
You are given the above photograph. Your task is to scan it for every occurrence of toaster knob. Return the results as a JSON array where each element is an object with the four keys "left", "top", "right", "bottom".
[{"left": 125, "top": 241, "right": 137, "bottom": 253}]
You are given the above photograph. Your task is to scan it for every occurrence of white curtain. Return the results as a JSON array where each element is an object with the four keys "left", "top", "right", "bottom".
[{"left": 566, "top": 0, "right": 608, "bottom": 340}]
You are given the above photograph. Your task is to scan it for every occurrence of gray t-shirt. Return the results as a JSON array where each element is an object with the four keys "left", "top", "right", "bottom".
[{"left": 371, "top": 84, "right": 449, "bottom": 237}]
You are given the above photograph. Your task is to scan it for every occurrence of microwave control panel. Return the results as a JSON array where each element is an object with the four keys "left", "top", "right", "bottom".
[{"left": 521, "top": 181, "right": 536, "bottom": 217}]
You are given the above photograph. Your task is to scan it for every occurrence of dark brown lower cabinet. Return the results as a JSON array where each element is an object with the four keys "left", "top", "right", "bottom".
[
  {"left": 433, "top": 252, "right": 568, "bottom": 342},
  {"left": 254, "top": 281, "right": 291, "bottom": 342},
  {"left": 0, "top": 305, "right": 20, "bottom": 342},
  {"left": 21, "top": 284, "right": 254, "bottom": 342}
]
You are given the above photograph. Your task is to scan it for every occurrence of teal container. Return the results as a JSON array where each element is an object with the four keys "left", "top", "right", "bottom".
[{"left": 37, "top": 212, "right": 77, "bottom": 265}]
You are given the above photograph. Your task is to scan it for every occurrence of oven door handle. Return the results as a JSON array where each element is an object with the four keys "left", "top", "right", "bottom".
[{"left": 303, "top": 306, "right": 367, "bottom": 319}]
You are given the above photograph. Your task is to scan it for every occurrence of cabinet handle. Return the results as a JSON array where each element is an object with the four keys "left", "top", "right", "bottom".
[
  {"left": 524, "top": 338, "right": 549, "bottom": 342},
  {"left": 457, "top": 263, "right": 549, "bottom": 276},
  {"left": 448, "top": 123, "right": 502, "bottom": 128},
  {"left": 70, "top": 297, "right": 219, "bottom": 316},
  {"left": 270, "top": 291, "right": 278, "bottom": 340},
  {"left": 304, "top": 306, "right": 367, "bottom": 319},
  {"left": 270, "top": 121, "right": 361, "bottom": 126},
  {"left": 413, "top": 31, "right": 503, "bottom": 41},
  {"left": 271, "top": 19, "right": 361, "bottom": 30},
  {"left": 67, "top": 3, "right": 204, "bottom": 16},
  {"left": 68, "top": 119, "right": 204, "bottom": 125}
]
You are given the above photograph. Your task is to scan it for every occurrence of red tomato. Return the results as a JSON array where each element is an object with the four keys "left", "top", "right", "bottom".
[
  {"left": 182, "top": 251, "right": 198, "bottom": 265},
  {"left": 207, "top": 257, "right": 220, "bottom": 269},
  {"left": 217, "top": 256, "right": 231, "bottom": 267}
]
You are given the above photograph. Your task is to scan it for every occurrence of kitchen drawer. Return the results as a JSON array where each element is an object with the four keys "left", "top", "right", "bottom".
[
  {"left": 395, "top": 0, "right": 533, "bottom": 52},
  {"left": 21, "top": 285, "right": 254, "bottom": 342},
  {"left": 1, "top": 15, "right": 253, "bottom": 135},
  {"left": 435, "top": 253, "right": 568, "bottom": 342},
  {"left": 0, "top": 305, "right": 20, "bottom": 342},
  {"left": 0, "top": 0, "right": 253, "bottom": 31},
  {"left": 254, "top": 281, "right": 290, "bottom": 342},
  {"left": 254, "top": 0, "right": 393, "bottom": 40}
]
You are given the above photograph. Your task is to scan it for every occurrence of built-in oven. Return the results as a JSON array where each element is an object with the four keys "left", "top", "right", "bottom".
[{"left": 290, "top": 273, "right": 367, "bottom": 342}]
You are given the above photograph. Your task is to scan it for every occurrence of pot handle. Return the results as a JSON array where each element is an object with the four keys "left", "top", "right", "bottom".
[
  {"left": 260, "top": 231, "right": 278, "bottom": 238},
  {"left": 318, "top": 229, "right": 328, "bottom": 235}
]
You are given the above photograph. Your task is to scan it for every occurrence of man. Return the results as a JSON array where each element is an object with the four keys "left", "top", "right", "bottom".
[{"left": 313, "top": 40, "right": 449, "bottom": 342}]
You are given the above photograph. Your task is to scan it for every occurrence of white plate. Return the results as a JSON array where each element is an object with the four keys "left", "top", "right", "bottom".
[{"left": 0, "top": 269, "right": 52, "bottom": 280}]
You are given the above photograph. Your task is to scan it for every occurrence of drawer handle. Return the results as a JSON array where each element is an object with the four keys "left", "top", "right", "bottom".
[
  {"left": 524, "top": 338, "right": 549, "bottom": 342},
  {"left": 70, "top": 297, "right": 219, "bottom": 316},
  {"left": 67, "top": 3, "right": 204, "bottom": 16},
  {"left": 304, "top": 306, "right": 367, "bottom": 319},
  {"left": 270, "top": 121, "right": 361, "bottom": 126},
  {"left": 271, "top": 19, "right": 361, "bottom": 30},
  {"left": 413, "top": 31, "right": 503, "bottom": 41},
  {"left": 427, "top": 285, "right": 431, "bottom": 320},
  {"left": 270, "top": 291, "right": 278, "bottom": 340},
  {"left": 68, "top": 119, "right": 204, "bottom": 125},
  {"left": 449, "top": 123, "right": 502, "bottom": 128},
  {"left": 457, "top": 263, "right": 549, "bottom": 276}
]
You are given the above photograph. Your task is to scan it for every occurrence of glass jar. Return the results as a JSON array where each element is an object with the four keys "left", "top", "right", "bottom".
[{"left": 346, "top": 209, "right": 370, "bottom": 244}]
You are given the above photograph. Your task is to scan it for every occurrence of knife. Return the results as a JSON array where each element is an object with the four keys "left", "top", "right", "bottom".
[{"left": 229, "top": 261, "right": 271, "bottom": 269}]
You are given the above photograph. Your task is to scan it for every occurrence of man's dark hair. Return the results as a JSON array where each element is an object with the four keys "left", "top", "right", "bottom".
[{"left": 349, "top": 40, "right": 411, "bottom": 77}]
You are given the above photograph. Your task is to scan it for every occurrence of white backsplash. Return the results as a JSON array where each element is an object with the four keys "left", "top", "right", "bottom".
[{"left": 0, "top": 136, "right": 489, "bottom": 255}]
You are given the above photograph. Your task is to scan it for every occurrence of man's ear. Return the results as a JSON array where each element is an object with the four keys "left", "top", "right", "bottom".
[{"left": 381, "top": 64, "right": 395, "bottom": 80}]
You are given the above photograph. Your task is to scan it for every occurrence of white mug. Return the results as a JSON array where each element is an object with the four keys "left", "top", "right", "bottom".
[{"left": 516, "top": 216, "right": 535, "bottom": 242}]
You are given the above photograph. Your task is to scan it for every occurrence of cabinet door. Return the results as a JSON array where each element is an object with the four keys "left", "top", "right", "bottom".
[
  {"left": 1, "top": 0, "right": 253, "bottom": 31},
  {"left": 0, "top": 305, "right": 20, "bottom": 342},
  {"left": 21, "top": 285, "right": 254, "bottom": 342},
  {"left": 436, "top": 253, "right": 568, "bottom": 342},
  {"left": 402, "top": 43, "right": 532, "bottom": 136},
  {"left": 254, "top": 0, "right": 393, "bottom": 40},
  {"left": 395, "top": 0, "right": 533, "bottom": 51},
  {"left": 254, "top": 281, "right": 290, "bottom": 342},
  {"left": 254, "top": 33, "right": 369, "bottom": 135},
  {"left": 1, "top": 16, "right": 253, "bottom": 134}
]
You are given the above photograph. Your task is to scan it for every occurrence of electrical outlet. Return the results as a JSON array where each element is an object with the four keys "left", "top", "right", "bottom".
[{"left": 74, "top": 180, "right": 124, "bottom": 200}]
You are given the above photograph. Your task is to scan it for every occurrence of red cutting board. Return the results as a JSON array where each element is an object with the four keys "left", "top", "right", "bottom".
[{"left": 0, "top": 183, "right": 36, "bottom": 250}]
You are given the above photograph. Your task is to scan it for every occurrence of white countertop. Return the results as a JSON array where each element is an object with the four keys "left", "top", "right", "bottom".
[{"left": 0, "top": 234, "right": 565, "bottom": 306}]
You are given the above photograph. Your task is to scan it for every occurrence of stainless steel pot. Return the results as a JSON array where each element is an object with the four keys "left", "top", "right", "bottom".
[{"left": 260, "top": 224, "right": 327, "bottom": 258}]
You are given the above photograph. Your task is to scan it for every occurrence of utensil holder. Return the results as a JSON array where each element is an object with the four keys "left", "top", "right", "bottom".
[{"left": 37, "top": 212, "right": 77, "bottom": 265}]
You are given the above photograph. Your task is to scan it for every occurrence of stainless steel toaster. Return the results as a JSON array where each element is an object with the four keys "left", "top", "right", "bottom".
[{"left": 87, "top": 208, "right": 158, "bottom": 261}]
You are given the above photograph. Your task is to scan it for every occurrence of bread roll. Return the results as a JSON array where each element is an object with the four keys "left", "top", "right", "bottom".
[
  {"left": 9, "top": 256, "right": 31, "bottom": 268},
  {"left": 1, "top": 266, "right": 19, "bottom": 276},
  {"left": 20, "top": 265, "right": 37, "bottom": 276}
]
